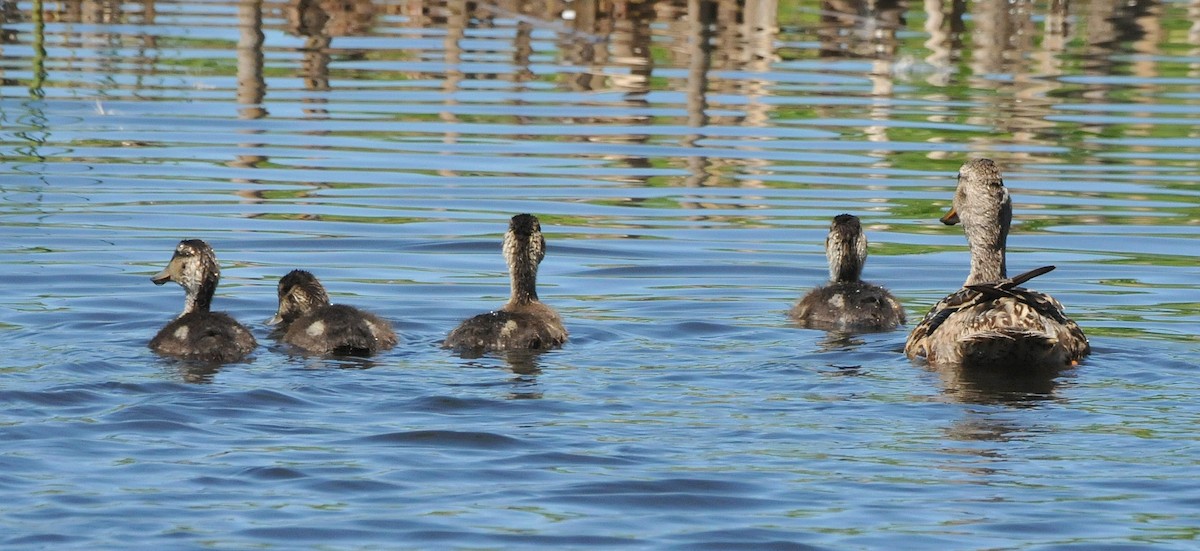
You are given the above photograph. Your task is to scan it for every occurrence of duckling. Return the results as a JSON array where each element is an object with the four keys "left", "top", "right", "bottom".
[
  {"left": 905, "top": 159, "right": 1090, "bottom": 369},
  {"left": 266, "top": 269, "right": 397, "bottom": 355},
  {"left": 790, "top": 214, "right": 905, "bottom": 331},
  {"left": 444, "top": 214, "right": 568, "bottom": 352},
  {"left": 149, "top": 239, "right": 257, "bottom": 363}
]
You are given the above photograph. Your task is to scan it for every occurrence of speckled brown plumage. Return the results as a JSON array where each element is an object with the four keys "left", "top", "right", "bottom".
[
  {"left": 790, "top": 214, "right": 905, "bottom": 332},
  {"left": 267, "top": 269, "right": 397, "bottom": 356},
  {"left": 444, "top": 214, "right": 568, "bottom": 352},
  {"left": 149, "top": 239, "right": 256, "bottom": 363},
  {"left": 905, "top": 159, "right": 1089, "bottom": 369}
]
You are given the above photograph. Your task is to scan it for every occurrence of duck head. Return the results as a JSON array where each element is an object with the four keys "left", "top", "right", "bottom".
[
  {"left": 267, "top": 269, "right": 331, "bottom": 326},
  {"left": 942, "top": 159, "right": 1011, "bottom": 286},
  {"left": 153, "top": 239, "right": 221, "bottom": 315}
]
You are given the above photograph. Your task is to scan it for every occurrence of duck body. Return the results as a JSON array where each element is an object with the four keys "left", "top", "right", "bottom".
[
  {"left": 444, "top": 214, "right": 568, "bottom": 353},
  {"left": 791, "top": 214, "right": 905, "bottom": 332},
  {"left": 151, "top": 311, "right": 257, "bottom": 363},
  {"left": 445, "top": 302, "right": 567, "bottom": 352},
  {"left": 906, "top": 265, "right": 1089, "bottom": 369},
  {"left": 268, "top": 270, "right": 397, "bottom": 356},
  {"left": 792, "top": 280, "right": 905, "bottom": 332},
  {"left": 905, "top": 159, "right": 1089, "bottom": 370},
  {"left": 149, "top": 239, "right": 257, "bottom": 363},
  {"left": 277, "top": 304, "right": 397, "bottom": 355}
]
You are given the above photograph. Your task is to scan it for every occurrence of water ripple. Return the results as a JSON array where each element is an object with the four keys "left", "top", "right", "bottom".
[{"left": 1, "top": 1, "right": 1199, "bottom": 549}]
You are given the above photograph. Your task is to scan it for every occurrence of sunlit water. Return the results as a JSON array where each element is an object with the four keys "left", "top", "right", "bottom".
[{"left": 1, "top": 0, "right": 1199, "bottom": 548}]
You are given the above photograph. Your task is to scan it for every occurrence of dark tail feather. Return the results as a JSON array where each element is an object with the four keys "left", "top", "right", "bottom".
[
  {"left": 966, "top": 265, "right": 1056, "bottom": 300},
  {"left": 1010, "top": 265, "right": 1056, "bottom": 286}
]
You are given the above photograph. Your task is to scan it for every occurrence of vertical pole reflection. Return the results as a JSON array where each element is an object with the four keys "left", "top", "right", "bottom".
[
  {"left": 440, "top": 0, "right": 468, "bottom": 150},
  {"left": 15, "top": 0, "right": 49, "bottom": 163},
  {"left": 685, "top": 0, "right": 713, "bottom": 137},
  {"left": 738, "top": 0, "right": 778, "bottom": 130},
  {"left": 924, "top": 0, "right": 951, "bottom": 78},
  {"left": 1189, "top": 0, "right": 1200, "bottom": 87},
  {"left": 1129, "top": 1, "right": 1163, "bottom": 156},
  {"left": 563, "top": 0, "right": 610, "bottom": 92},
  {"left": 237, "top": 0, "right": 266, "bottom": 119},
  {"left": 514, "top": 18, "right": 534, "bottom": 81},
  {"left": 681, "top": 0, "right": 714, "bottom": 188},
  {"left": 29, "top": 0, "right": 46, "bottom": 99},
  {"left": 609, "top": 0, "right": 654, "bottom": 105},
  {"left": 232, "top": 0, "right": 267, "bottom": 171},
  {"left": 867, "top": 0, "right": 904, "bottom": 148},
  {"left": 1026, "top": 0, "right": 1068, "bottom": 144},
  {"left": 288, "top": 0, "right": 334, "bottom": 109},
  {"left": 922, "top": 0, "right": 958, "bottom": 161}
]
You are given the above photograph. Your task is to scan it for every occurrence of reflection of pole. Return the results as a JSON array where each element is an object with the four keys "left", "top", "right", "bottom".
[
  {"left": 15, "top": 0, "right": 49, "bottom": 162},
  {"left": 1190, "top": 0, "right": 1200, "bottom": 81},
  {"left": 739, "top": 0, "right": 778, "bottom": 70},
  {"left": 924, "top": 0, "right": 951, "bottom": 80},
  {"left": 233, "top": 0, "right": 267, "bottom": 172},
  {"left": 302, "top": 36, "right": 332, "bottom": 93},
  {"left": 29, "top": 0, "right": 46, "bottom": 98},
  {"left": 736, "top": 0, "right": 776, "bottom": 187},
  {"left": 682, "top": 0, "right": 714, "bottom": 189},
  {"left": 1043, "top": 0, "right": 1068, "bottom": 53},
  {"left": 236, "top": 0, "right": 266, "bottom": 119},
  {"left": 440, "top": 0, "right": 466, "bottom": 150},
  {"left": 513, "top": 20, "right": 534, "bottom": 86},
  {"left": 141, "top": 0, "right": 157, "bottom": 48},
  {"left": 565, "top": 0, "right": 607, "bottom": 91},
  {"left": 685, "top": 0, "right": 712, "bottom": 136},
  {"left": 286, "top": 0, "right": 333, "bottom": 117}
]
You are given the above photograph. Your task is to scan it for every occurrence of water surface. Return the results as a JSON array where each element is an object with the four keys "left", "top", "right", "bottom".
[{"left": 1, "top": 0, "right": 1199, "bottom": 548}]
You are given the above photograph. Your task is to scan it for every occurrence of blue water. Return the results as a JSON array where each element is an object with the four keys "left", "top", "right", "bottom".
[{"left": 2, "top": 0, "right": 1199, "bottom": 548}]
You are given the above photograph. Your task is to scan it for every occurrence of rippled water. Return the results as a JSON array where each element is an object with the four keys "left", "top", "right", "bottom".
[{"left": 2, "top": 0, "right": 1199, "bottom": 548}]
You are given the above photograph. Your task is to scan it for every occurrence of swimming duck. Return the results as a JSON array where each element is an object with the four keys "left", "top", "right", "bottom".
[
  {"left": 790, "top": 214, "right": 905, "bottom": 331},
  {"left": 444, "top": 214, "right": 568, "bottom": 352},
  {"left": 266, "top": 269, "right": 398, "bottom": 355},
  {"left": 904, "top": 159, "right": 1089, "bottom": 369},
  {"left": 149, "top": 239, "right": 257, "bottom": 363}
]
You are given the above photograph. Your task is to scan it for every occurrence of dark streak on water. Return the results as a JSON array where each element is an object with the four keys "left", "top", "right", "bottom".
[{"left": 1, "top": 0, "right": 1199, "bottom": 549}]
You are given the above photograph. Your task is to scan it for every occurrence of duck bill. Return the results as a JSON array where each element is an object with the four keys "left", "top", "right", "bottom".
[
  {"left": 151, "top": 267, "right": 173, "bottom": 285},
  {"left": 265, "top": 312, "right": 283, "bottom": 326},
  {"left": 939, "top": 207, "right": 960, "bottom": 226}
]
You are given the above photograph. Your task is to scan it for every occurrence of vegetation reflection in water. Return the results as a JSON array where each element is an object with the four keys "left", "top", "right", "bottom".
[
  {"left": 0, "top": 0, "right": 1197, "bottom": 549},
  {"left": 0, "top": 1, "right": 1195, "bottom": 335}
]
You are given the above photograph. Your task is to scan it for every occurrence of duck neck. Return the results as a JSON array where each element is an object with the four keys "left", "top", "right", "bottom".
[
  {"left": 966, "top": 246, "right": 1006, "bottom": 286},
  {"left": 831, "top": 255, "right": 862, "bottom": 284},
  {"left": 827, "top": 231, "right": 865, "bottom": 284},
  {"left": 183, "top": 273, "right": 218, "bottom": 316},
  {"left": 509, "top": 260, "right": 539, "bottom": 306},
  {"left": 963, "top": 203, "right": 1010, "bottom": 286}
]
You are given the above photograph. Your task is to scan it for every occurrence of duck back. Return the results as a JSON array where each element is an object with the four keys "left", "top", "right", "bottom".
[
  {"left": 150, "top": 311, "right": 257, "bottom": 363},
  {"left": 281, "top": 304, "right": 398, "bottom": 356},
  {"left": 905, "top": 266, "right": 1089, "bottom": 370},
  {"left": 444, "top": 303, "right": 567, "bottom": 352},
  {"left": 791, "top": 281, "right": 905, "bottom": 332}
]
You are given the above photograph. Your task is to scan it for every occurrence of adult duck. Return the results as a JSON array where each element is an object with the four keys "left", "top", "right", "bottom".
[{"left": 904, "top": 159, "right": 1089, "bottom": 369}]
